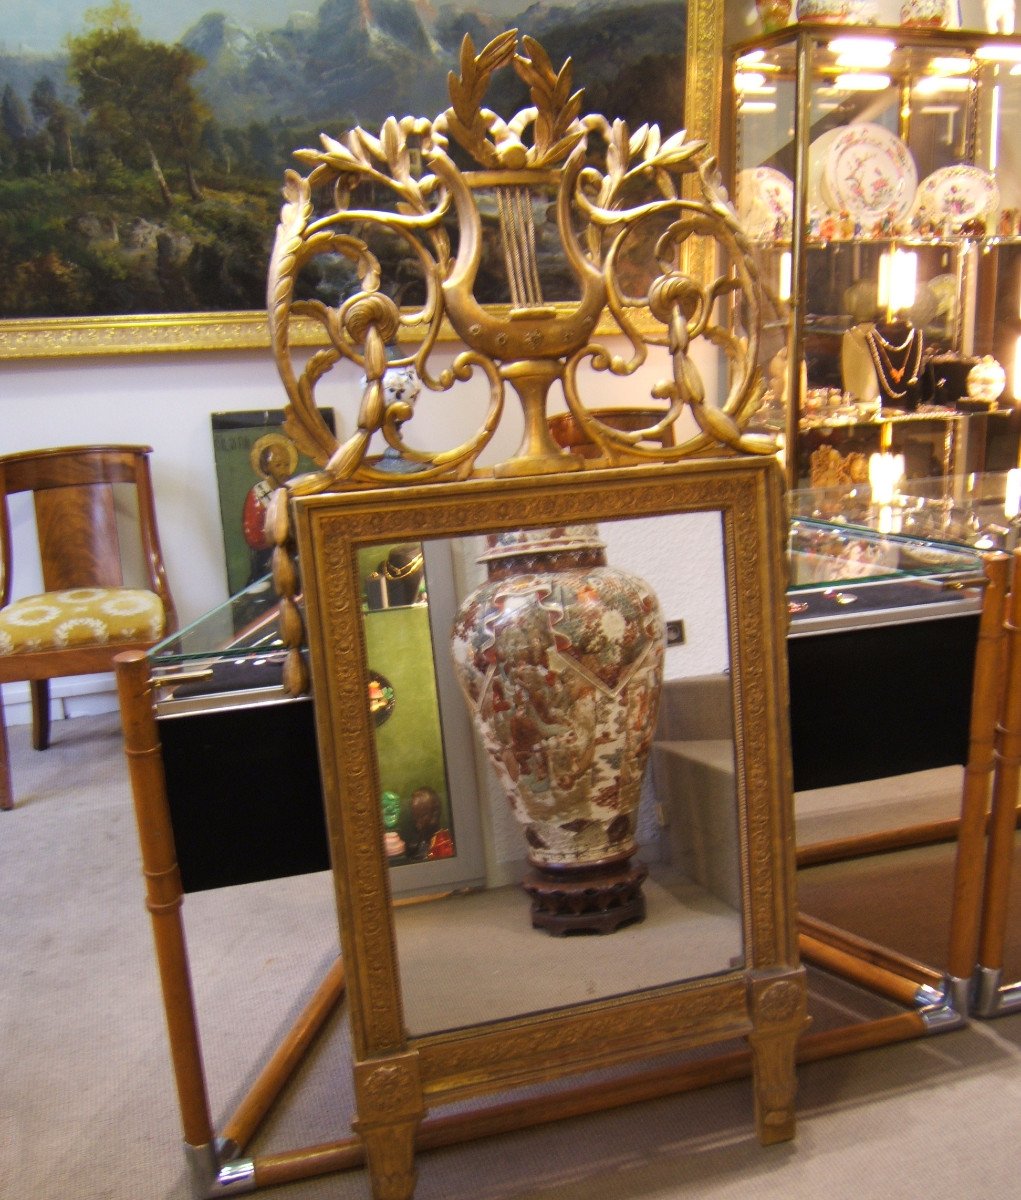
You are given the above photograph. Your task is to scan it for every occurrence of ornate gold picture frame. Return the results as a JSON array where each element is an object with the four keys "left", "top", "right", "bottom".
[{"left": 0, "top": 0, "right": 723, "bottom": 360}]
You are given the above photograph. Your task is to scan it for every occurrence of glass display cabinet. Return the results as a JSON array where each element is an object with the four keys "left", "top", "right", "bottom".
[
  {"left": 725, "top": 24, "right": 1021, "bottom": 487},
  {"left": 784, "top": 485, "right": 988, "bottom": 791}
]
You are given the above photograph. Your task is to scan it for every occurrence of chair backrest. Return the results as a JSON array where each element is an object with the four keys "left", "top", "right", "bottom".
[{"left": 0, "top": 445, "right": 176, "bottom": 630}]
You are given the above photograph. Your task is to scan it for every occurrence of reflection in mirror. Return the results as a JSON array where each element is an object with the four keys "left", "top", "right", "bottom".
[
  {"left": 369, "top": 513, "right": 745, "bottom": 1038},
  {"left": 357, "top": 540, "right": 458, "bottom": 867}
]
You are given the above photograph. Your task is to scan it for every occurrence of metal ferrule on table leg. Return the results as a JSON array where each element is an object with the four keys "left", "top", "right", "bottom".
[
  {"left": 914, "top": 982, "right": 947, "bottom": 1009},
  {"left": 185, "top": 1142, "right": 256, "bottom": 1198},
  {"left": 918, "top": 999, "right": 968, "bottom": 1033},
  {"left": 971, "top": 965, "right": 1006, "bottom": 1017},
  {"left": 939, "top": 973, "right": 973, "bottom": 1016},
  {"left": 990, "top": 980, "right": 1021, "bottom": 1015}
]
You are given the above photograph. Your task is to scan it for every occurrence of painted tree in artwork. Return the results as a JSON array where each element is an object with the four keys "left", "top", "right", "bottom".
[
  {"left": 66, "top": 1, "right": 208, "bottom": 206},
  {"left": 30, "top": 78, "right": 79, "bottom": 174},
  {"left": 1, "top": 85, "right": 31, "bottom": 173}
]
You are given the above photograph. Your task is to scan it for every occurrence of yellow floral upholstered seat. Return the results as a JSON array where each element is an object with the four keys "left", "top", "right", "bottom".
[
  {"left": 0, "top": 588, "right": 167, "bottom": 655},
  {"left": 0, "top": 446, "right": 177, "bottom": 810}
]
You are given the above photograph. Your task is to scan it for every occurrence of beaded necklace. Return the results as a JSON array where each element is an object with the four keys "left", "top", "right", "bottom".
[{"left": 864, "top": 324, "right": 923, "bottom": 403}]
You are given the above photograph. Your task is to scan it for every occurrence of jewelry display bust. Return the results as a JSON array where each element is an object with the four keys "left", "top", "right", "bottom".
[
  {"left": 843, "top": 320, "right": 924, "bottom": 411},
  {"left": 365, "top": 544, "right": 425, "bottom": 609},
  {"left": 840, "top": 324, "right": 881, "bottom": 407}
]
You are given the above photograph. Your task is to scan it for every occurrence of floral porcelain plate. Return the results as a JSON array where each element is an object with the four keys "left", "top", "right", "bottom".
[
  {"left": 914, "top": 165, "right": 1000, "bottom": 224},
  {"left": 822, "top": 123, "right": 918, "bottom": 226},
  {"left": 807, "top": 127, "right": 842, "bottom": 215},
  {"left": 735, "top": 166, "right": 794, "bottom": 238}
]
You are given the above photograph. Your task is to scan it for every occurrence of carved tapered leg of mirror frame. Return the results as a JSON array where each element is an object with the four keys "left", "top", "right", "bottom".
[
  {"left": 746, "top": 970, "right": 809, "bottom": 1145},
  {"left": 352, "top": 1053, "right": 425, "bottom": 1200}
]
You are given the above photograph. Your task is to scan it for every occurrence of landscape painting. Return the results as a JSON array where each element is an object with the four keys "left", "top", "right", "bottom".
[{"left": 0, "top": 0, "right": 689, "bottom": 331}]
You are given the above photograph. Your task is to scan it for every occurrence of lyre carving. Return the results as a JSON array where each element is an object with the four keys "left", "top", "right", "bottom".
[
  {"left": 266, "top": 30, "right": 778, "bottom": 693},
  {"left": 267, "top": 30, "right": 775, "bottom": 490}
]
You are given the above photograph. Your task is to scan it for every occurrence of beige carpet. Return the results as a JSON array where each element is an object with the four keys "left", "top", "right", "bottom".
[{"left": 3, "top": 713, "right": 1021, "bottom": 1200}]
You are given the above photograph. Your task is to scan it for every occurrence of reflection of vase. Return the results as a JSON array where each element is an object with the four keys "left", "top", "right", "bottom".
[
  {"left": 967, "top": 355, "right": 1007, "bottom": 405},
  {"left": 756, "top": 0, "right": 792, "bottom": 31},
  {"left": 796, "top": 0, "right": 850, "bottom": 20},
  {"left": 900, "top": 0, "right": 947, "bottom": 24},
  {"left": 451, "top": 526, "right": 664, "bottom": 934}
]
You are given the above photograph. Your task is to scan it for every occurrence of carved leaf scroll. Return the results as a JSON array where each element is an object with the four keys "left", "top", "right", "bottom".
[{"left": 266, "top": 28, "right": 778, "bottom": 499}]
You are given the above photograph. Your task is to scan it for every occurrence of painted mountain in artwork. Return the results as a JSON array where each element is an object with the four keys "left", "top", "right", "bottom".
[
  {"left": 181, "top": 0, "right": 688, "bottom": 132},
  {"left": 0, "top": 0, "right": 687, "bottom": 319}
]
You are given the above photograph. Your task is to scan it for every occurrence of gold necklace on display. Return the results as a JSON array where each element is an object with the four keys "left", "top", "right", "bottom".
[
  {"left": 383, "top": 550, "right": 424, "bottom": 581},
  {"left": 864, "top": 325, "right": 923, "bottom": 403}
]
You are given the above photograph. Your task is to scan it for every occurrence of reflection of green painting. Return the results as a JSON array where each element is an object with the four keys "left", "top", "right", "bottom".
[{"left": 362, "top": 565, "right": 454, "bottom": 864}]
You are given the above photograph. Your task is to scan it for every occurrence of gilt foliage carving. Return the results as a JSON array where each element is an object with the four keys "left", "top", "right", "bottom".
[{"left": 267, "top": 30, "right": 776, "bottom": 491}]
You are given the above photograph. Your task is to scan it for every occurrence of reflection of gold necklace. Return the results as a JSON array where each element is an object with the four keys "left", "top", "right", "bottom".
[
  {"left": 864, "top": 325, "right": 923, "bottom": 402},
  {"left": 384, "top": 550, "right": 423, "bottom": 580}
]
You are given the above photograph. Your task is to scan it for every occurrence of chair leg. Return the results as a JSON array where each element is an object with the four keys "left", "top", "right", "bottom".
[
  {"left": 0, "top": 689, "right": 13, "bottom": 810},
  {"left": 31, "top": 679, "right": 51, "bottom": 751}
]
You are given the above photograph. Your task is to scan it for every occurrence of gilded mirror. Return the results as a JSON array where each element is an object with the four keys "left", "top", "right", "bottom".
[{"left": 292, "top": 456, "right": 803, "bottom": 1132}]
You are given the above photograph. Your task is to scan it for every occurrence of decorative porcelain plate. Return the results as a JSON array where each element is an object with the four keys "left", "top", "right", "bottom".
[
  {"left": 807, "top": 128, "right": 842, "bottom": 215},
  {"left": 914, "top": 165, "right": 1000, "bottom": 224},
  {"left": 735, "top": 167, "right": 794, "bottom": 238},
  {"left": 822, "top": 123, "right": 917, "bottom": 225}
]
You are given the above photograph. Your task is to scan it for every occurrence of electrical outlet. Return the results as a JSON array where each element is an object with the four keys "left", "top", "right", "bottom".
[{"left": 665, "top": 619, "right": 685, "bottom": 646}]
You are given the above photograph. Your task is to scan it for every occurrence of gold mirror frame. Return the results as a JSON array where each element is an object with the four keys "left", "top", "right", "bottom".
[
  {"left": 291, "top": 454, "right": 806, "bottom": 1200},
  {"left": 0, "top": 0, "right": 723, "bottom": 362}
]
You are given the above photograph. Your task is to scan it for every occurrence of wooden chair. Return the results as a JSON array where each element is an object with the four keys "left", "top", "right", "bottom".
[{"left": 0, "top": 445, "right": 176, "bottom": 809}]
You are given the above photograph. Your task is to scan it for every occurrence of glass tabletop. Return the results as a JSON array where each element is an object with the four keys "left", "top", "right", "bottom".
[
  {"left": 149, "top": 574, "right": 284, "bottom": 669},
  {"left": 150, "top": 489, "right": 994, "bottom": 685}
]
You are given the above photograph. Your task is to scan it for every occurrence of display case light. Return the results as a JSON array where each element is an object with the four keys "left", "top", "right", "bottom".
[
  {"left": 829, "top": 36, "right": 895, "bottom": 67},
  {"left": 1005, "top": 469, "right": 1021, "bottom": 519},
  {"left": 834, "top": 72, "right": 892, "bottom": 91},
  {"left": 779, "top": 252, "right": 792, "bottom": 303},
  {"left": 736, "top": 50, "right": 766, "bottom": 67},
  {"left": 869, "top": 452, "right": 905, "bottom": 507},
  {"left": 737, "top": 100, "right": 778, "bottom": 114},
  {"left": 877, "top": 248, "right": 917, "bottom": 315},
  {"left": 929, "top": 56, "right": 973, "bottom": 74},
  {"left": 914, "top": 75, "right": 973, "bottom": 94},
  {"left": 975, "top": 43, "right": 1021, "bottom": 62},
  {"left": 990, "top": 83, "right": 1001, "bottom": 170},
  {"left": 735, "top": 72, "right": 767, "bottom": 90}
]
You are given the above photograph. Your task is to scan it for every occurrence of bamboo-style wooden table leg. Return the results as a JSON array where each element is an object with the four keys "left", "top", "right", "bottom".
[
  {"left": 0, "top": 690, "right": 13, "bottom": 809},
  {"left": 945, "top": 553, "right": 1009, "bottom": 1011},
  {"left": 973, "top": 550, "right": 1021, "bottom": 1017},
  {"left": 114, "top": 651, "right": 235, "bottom": 1197}
]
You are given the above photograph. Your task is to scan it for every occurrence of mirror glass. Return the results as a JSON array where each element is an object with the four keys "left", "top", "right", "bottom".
[{"left": 359, "top": 510, "right": 745, "bottom": 1037}]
